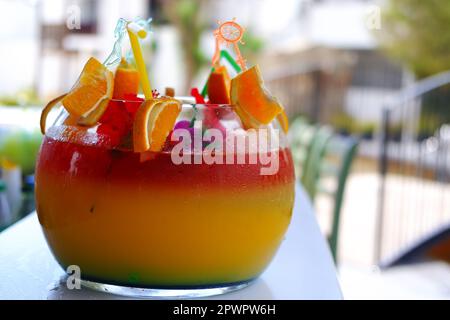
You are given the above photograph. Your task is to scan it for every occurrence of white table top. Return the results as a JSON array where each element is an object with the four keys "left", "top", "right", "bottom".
[{"left": 0, "top": 185, "right": 342, "bottom": 300}]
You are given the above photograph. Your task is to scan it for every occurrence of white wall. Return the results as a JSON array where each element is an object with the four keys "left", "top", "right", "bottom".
[{"left": 0, "top": 1, "right": 38, "bottom": 95}]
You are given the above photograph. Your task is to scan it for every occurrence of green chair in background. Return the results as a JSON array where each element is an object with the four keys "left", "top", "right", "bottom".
[
  {"left": 288, "top": 117, "right": 318, "bottom": 181},
  {"left": 316, "top": 134, "right": 359, "bottom": 262},
  {"left": 301, "top": 126, "right": 333, "bottom": 199},
  {"left": 290, "top": 121, "right": 359, "bottom": 263}
]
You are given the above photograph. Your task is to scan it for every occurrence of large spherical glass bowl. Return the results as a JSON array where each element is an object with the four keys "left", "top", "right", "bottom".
[{"left": 35, "top": 100, "right": 295, "bottom": 298}]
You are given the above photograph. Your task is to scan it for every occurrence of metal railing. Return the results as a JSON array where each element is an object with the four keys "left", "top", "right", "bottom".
[
  {"left": 264, "top": 61, "right": 450, "bottom": 264},
  {"left": 376, "top": 70, "right": 450, "bottom": 263}
]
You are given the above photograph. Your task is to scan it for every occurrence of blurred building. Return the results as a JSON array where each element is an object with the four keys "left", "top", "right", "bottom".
[
  {"left": 0, "top": 0, "right": 409, "bottom": 125},
  {"left": 256, "top": 0, "right": 410, "bottom": 125},
  {"left": 37, "top": 0, "right": 149, "bottom": 98},
  {"left": 0, "top": 0, "right": 149, "bottom": 99}
]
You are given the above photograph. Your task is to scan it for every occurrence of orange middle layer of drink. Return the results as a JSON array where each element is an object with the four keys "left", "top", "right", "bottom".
[{"left": 36, "top": 125, "right": 295, "bottom": 287}]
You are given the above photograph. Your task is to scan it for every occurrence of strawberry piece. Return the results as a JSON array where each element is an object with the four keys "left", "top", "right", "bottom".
[{"left": 97, "top": 100, "right": 134, "bottom": 147}]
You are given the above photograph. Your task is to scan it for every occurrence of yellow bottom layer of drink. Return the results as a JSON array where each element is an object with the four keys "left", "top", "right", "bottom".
[{"left": 36, "top": 130, "right": 295, "bottom": 287}]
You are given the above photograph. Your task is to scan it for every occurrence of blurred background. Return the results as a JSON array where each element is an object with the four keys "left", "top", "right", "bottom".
[{"left": 1, "top": 0, "right": 450, "bottom": 299}]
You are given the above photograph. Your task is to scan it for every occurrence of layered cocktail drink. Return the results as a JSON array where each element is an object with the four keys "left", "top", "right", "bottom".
[
  {"left": 36, "top": 18, "right": 295, "bottom": 297},
  {"left": 36, "top": 104, "right": 294, "bottom": 289}
]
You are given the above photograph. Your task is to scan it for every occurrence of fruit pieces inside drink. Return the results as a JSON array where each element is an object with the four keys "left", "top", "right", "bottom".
[
  {"left": 36, "top": 17, "right": 295, "bottom": 288},
  {"left": 39, "top": 23, "right": 289, "bottom": 154}
]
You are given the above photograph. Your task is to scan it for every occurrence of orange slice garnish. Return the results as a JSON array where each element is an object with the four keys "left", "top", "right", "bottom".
[
  {"left": 40, "top": 93, "right": 67, "bottom": 134},
  {"left": 231, "top": 65, "right": 284, "bottom": 129},
  {"left": 277, "top": 110, "right": 289, "bottom": 133},
  {"left": 113, "top": 67, "right": 140, "bottom": 100},
  {"left": 62, "top": 57, "right": 114, "bottom": 121},
  {"left": 133, "top": 98, "right": 182, "bottom": 153},
  {"left": 77, "top": 98, "right": 111, "bottom": 126},
  {"left": 207, "top": 65, "right": 231, "bottom": 104}
]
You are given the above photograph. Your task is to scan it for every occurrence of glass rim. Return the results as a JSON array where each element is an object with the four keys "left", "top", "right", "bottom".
[
  {"left": 109, "top": 96, "right": 236, "bottom": 109},
  {"left": 47, "top": 96, "right": 235, "bottom": 109}
]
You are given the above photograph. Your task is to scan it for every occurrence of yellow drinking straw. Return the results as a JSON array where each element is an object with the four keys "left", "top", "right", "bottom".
[{"left": 127, "top": 22, "right": 153, "bottom": 100}]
